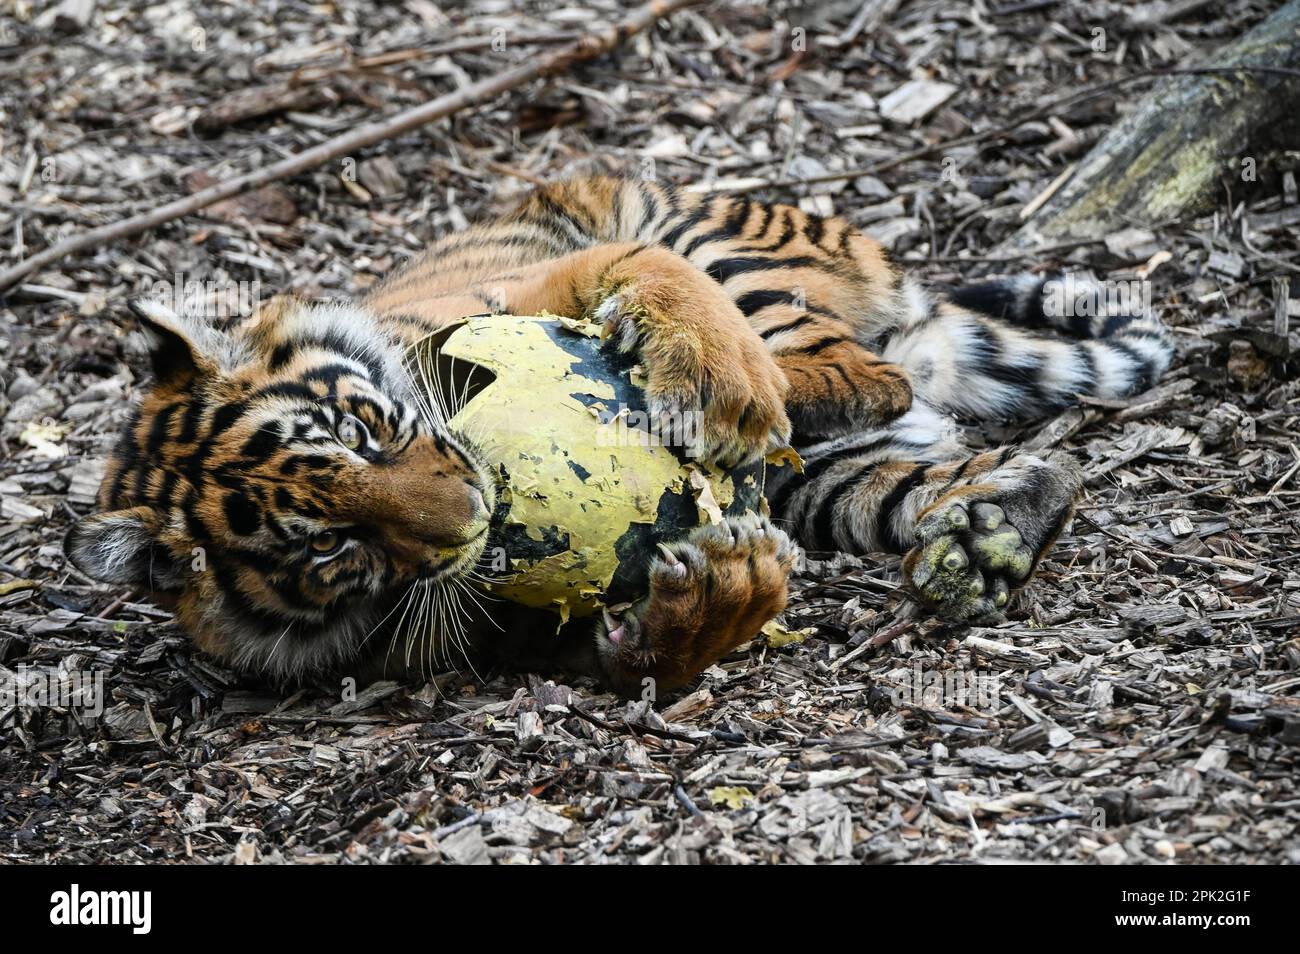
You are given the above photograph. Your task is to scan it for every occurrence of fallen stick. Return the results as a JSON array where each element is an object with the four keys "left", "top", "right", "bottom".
[
  {"left": 1002, "top": 0, "right": 1300, "bottom": 250},
  {"left": 0, "top": 0, "right": 703, "bottom": 293},
  {"left": 963, "top": 632, "right": 1051, "bottom": 670}
]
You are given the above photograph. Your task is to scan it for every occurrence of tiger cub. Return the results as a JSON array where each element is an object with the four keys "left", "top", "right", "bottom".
[{"left": 66, "top": 177, "right": 1173, "bottom": 694}]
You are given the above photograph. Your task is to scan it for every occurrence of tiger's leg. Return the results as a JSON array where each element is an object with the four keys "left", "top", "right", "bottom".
[
  {"left": 770, "top": 403, "right": 1082, "bottom": 622},
  {"left": 373, "top": 180, "right": 916, "bottom": 442},
  {"left": 769, "top": 323, "right": 913, "bottom": 440},
  {"left": 640, "top": 186, "right": 1170, "bottom": 431},
  {"left": 651, "top": 198, "right": 917, "bottom": 440},
  {"left": 463, "top": 512, "right": 797, "bottom": 696},
  {"left": 367, "top": 241, "right": 792, "bottom": 466}
]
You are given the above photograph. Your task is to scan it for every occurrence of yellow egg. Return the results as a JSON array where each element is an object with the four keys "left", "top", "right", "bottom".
[{"left": 412, "top": 315, "right": 766, "bottom": 623}]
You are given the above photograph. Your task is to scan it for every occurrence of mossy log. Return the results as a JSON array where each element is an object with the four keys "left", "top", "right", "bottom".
[{"left": 1006, "top": 0, "right": 1300, "bottom": 251}]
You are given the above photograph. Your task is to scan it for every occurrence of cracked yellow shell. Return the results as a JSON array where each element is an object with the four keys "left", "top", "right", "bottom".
[{"left": 413, "top": 315, "right": 765, "bottom": 622}]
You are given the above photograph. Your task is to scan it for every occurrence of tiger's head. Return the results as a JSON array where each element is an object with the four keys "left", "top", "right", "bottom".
[{"left": 65, "top": 295, "right": 495, "bottom": 680}]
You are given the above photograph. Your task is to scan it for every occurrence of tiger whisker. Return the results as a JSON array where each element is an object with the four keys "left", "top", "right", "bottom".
[
  {"left": 417, "top": 577, "right": 439, "bottom": 680},
  {"left": 402, "top": 342, "right": 449, "bottom": 431},
  {"left": 443, "top": 582, "right": 485, "bottom": 682},
  {"left": 361, "top": 581, "right": 417, "bottom": 651},
  {"left": 436, "top": 583, "right": 456, "bottom": 668},
  {"left": 447, "top": 352, "right": 460, "bottom": 417},
  {"left": 267, "top": 620, "right": 297, "bottom": 669},
  {"left": 412, "top": 578, "right": 429, "bottom": 680},
  {"left": 424, "top": 348, "right": 449, "bottom": 424},
  {"left": 452, "top": 576, "right": 503, "bottom": 632},
  {"left": 379, "top": 583, "right": 422, "bottom": 679},
  {"left": 413, "top": 348, "right": 447, "bottom": 428},
  {"left": 430, "top": 580, "right": 462, "bottom": 678},
  {"left": 392, "top": 577, "right": 428, "bottom": 672}
]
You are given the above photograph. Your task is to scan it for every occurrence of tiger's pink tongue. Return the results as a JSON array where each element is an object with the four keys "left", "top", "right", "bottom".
[{"left": 607, "top": 625, "right": 624, "bottom": 644}]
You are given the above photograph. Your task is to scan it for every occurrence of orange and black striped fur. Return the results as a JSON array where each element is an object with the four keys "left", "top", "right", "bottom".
[{"left": 66, "top": 177, "right": 1173, "bottom": 694}]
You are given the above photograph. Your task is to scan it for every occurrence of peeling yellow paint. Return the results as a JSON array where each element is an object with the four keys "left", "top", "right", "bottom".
[{"left": 415, "top": 315, "right": 755, "bottom": 620}]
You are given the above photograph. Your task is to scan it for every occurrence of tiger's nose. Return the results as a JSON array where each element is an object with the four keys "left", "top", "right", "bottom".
[
  {"left": 465, "top": 482, "right": 493, "bottom": 529},
  {"left": 468, "top": 485, "right": 487, "bottom": 520}
]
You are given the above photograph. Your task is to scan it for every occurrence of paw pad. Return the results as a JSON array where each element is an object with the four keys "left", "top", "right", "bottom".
[
  {"left": 916, "top": 503, "right": 970, "bottom": 542},
  {"left": 972, "top": 502, "right": 1003, "bottom": 530},
  {"left": 907, "top": 497, "right": 1040, "bottom": 624}
]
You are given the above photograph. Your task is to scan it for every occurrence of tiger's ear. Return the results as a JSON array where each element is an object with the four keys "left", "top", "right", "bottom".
[
  {"left": 64, "top": 506, "right": 177, "bottom": 587},
  {"left": 128, "top": 299, "right": 220, "bottom": 389},
  {"left": 236, "top": 293, "right": 305, "bottom": 348}
]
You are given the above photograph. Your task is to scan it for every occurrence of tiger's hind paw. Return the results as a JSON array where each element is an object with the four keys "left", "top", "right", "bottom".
[{"left": 904, "top": 501, "right": 1039, "bottom": 624}]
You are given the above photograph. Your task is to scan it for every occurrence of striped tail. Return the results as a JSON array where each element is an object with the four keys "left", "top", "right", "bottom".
[{"left": 881, "top": 274, "right": 1175, "bottom": 422}]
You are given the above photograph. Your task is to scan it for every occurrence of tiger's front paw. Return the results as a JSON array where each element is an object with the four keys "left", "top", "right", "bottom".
[
  {"left": 596, "top": 513, "right": 797, "bottom": 696},
  {"left": 592, "top": 249, "right": 790, "bottom": 468}
]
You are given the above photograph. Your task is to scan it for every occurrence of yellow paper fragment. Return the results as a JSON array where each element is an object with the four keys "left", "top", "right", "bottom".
[
  {"left": 555, "top": 314, "right": 603, "bottom": 337},
  {"left": 686, "top": 469, "right": 724, "bottom": 525},
  {"left": 708, "top": 786, "right": 755, "bottom": 810},
  {"left": 19, "top": 420, "right": 70, "bottom": 459},
  {"left": 766, "top": 445, "right": 805, "bottom": 473},
  {"left": 762, "top": 619, "right": 817, "bottom": 648}
]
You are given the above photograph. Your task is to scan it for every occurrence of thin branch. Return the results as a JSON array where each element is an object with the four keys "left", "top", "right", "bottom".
[
  {"left": 0, "top": 0, "right": 704, "bottom": 293},
  {"left": 728, "top": 65, "right": 1300, "bottom": 196}
]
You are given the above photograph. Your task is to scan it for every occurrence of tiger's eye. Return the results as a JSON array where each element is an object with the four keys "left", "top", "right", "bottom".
[
  {"left": 311, "top": 530, "right": 342, "bottom": 554},
  {"left": 337, "top": 414, "right": 367, "bottom": 451}
]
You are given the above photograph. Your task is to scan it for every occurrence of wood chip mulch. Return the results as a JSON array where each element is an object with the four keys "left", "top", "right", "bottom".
[{"left": 1, "top": 0, "right": 1297, "bottom": 864}]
